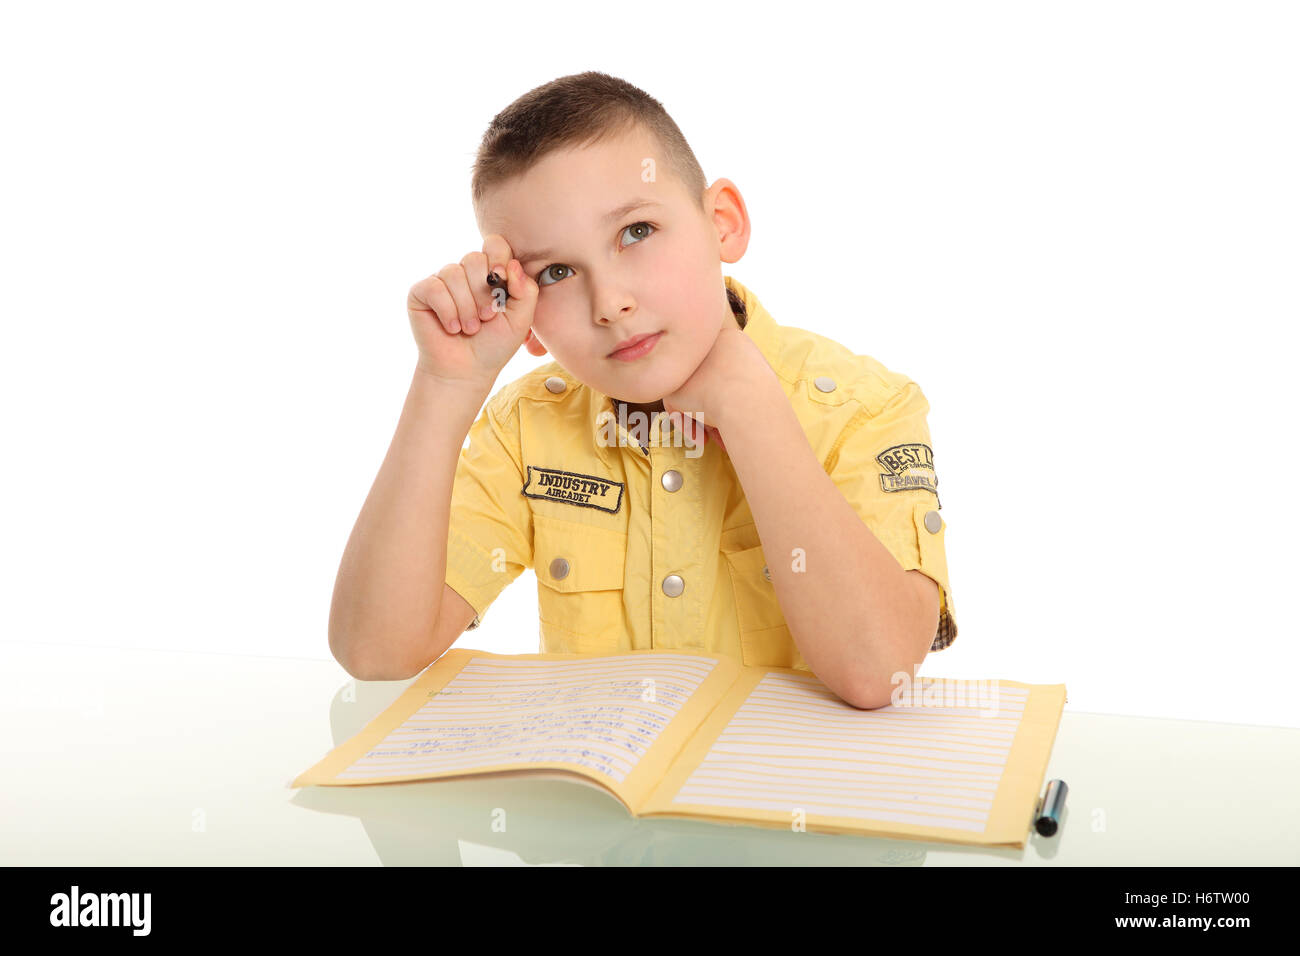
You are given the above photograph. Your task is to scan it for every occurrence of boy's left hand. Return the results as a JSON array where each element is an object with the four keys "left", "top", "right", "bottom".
[{"left": 660, "top": 326, "right": 778, "bottom": 451}]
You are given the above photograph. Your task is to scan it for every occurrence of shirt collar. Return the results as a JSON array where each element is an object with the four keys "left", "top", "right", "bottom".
[{"left": 586, "top": 275, "right": 781, "bottom": 453}]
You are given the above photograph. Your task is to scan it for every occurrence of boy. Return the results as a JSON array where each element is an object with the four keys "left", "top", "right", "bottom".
[{"left": 329, "top": 72, "right": 956, "bottom": 710}]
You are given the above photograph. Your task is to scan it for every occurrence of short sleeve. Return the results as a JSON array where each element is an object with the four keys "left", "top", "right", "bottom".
[
  {"left": 444, "top": 397, "right": 534, "bottom": 631},
  {"left": 823, "top": 380, "right": 957, "bottom": 651}
]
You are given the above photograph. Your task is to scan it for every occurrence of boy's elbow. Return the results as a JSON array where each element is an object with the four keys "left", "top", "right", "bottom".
[
  {"left": 845, "top": 680, "right": 896, "bottom": 710},
  {"left": 855, "top": 603, "right": 938, "bottom": 708},
  {"left": 330, "top": 633, "right": 418, "bottom": 683},
  {"left": 332, "top": 644, "right": 374, "bottom": 682},
  {"left": 849, "top": 639, "right": 932, "bottom": 710},
  {"left": 339, "top": 655, "right": 419, "bottom": 683}
]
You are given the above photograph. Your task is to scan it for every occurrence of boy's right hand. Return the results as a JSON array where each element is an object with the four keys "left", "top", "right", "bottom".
[{"left": 407, "top": 234, "right": 539, "bottom": 389}]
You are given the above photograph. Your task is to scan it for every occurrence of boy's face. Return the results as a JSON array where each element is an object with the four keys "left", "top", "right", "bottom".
[{"left": 476, "top": 123, "right": 748, "bottom": 406}]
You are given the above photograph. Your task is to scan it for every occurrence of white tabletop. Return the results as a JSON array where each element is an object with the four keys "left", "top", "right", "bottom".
[{"left": 2, "top": 640, "right": 1295, "bottom": 866}]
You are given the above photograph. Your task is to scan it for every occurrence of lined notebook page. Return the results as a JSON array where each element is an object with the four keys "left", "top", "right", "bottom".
[
  {"left": 336, "top": 654, "right": 717, "bottom": 783},
  {"left": 670, "top": 671, "right": 1025, "bottom": 832}
]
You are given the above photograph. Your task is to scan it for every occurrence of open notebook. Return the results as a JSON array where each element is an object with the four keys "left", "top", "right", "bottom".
[{"left": 292, "top": 649, "right": 1066, "bottom": 849}]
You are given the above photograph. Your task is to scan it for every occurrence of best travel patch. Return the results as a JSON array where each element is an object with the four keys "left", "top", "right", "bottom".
[{"left": 876, "top": 442, "right": 939, "bottom": 497}]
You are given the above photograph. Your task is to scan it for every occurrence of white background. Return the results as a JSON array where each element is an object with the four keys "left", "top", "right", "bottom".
[{"left": 2, "top": 1, "right": 1295, "bottom": 728}]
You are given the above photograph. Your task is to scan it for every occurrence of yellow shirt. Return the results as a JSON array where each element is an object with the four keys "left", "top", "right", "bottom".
[{"left": 444, "top": 275, "right": 957, "bottom": 670}]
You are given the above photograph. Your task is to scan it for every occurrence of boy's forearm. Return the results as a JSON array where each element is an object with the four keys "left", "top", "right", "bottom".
[
  {"left": 715, "top": 379, "right": 926, "bottom": 709},
  {"left": 328, "top": 366, "right": 491, "bottom": 680}
]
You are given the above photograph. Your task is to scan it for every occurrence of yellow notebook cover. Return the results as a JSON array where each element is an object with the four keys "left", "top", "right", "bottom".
[{"left": 291, "top": 648, "right": 1066, "bottom": 849}]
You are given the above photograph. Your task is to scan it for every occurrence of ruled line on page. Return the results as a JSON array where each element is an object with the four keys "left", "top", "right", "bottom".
[
  {"left": 337, "top": 654, "right": 717, "bottom": 782},
  {"left": 670, "top": 673, "right": 1031, "bottom": 832}
]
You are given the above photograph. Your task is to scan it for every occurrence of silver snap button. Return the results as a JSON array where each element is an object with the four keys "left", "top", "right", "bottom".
[
  {"left": 762, "top": 565, "right": 771, "bottom": 582},
  {"left": 662, "top": 574, "right": 684, "bottom": 597},
  {"left": 549, "top": 557, "right": 570, "bottom": 579},
  {"left": 661, "top": 469, "right": 683, "bottom": 492},
  {"left": 544, "top": 376, "right": 566, "bottom": 393},
  {"left": 924, "top": 510, "right": 942, "bottom": 534},
  {"left": 814, "top": 376, "right": 837, "bottom": 392}
]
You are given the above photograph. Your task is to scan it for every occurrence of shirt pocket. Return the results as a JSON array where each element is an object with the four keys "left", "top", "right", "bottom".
[
  {"left": 534, "top": 514, "right": 628, "bottom": 655},
  {"left": 721, "top": 530, "right": 808, "bottom": 671}
]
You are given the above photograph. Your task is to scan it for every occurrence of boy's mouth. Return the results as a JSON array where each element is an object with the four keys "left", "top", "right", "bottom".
[{"left": 608, "top": 331, "right": 662, "bottom": 361}]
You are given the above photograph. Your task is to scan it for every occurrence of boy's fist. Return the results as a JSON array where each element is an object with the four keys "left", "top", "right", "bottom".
[{"left": 406, "top": 233, "right": 539, "bottom": 388}]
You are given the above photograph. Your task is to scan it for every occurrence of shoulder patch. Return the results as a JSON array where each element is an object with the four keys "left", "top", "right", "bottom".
[
  {"left": 877, "top": 442, "right": 940, "bottom": 501},
  {"left": 522, "top": 465, "right": 624, "bottom": 514}
]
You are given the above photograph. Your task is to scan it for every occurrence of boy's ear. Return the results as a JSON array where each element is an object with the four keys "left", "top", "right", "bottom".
[{"left": 524, "top": 329, "right": 548, "bottom": 357}]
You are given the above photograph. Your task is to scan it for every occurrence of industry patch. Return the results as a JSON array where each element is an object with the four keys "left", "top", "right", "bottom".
[
  {"left": 522, "top": 465, "right": 624, "bottom": 514},
  {"left": 876, "top": 442, "right": 939, "bottom": 498}
]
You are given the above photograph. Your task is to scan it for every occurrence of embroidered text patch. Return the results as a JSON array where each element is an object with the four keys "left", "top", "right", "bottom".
[
  {"left": 876, "top": 442, "right": 939, "bottom": 498},
  {"left": 522, "top": 465, "right": 624, "bottom": 514}
]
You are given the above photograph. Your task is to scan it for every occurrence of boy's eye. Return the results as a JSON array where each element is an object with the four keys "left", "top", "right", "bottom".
[
  {"left": 537, "top": 264, "right": 574, "bottom": 287},
  {"left": 534, "top": 221, "right": 657, "bottom": 287},
  {"left": 621, "top": 221, "right": 655, "bottom": 245}
]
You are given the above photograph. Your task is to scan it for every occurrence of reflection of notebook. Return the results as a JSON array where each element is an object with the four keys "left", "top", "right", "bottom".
[{"left": 292, "top": 649, "right": 1066, "bottom": 849}]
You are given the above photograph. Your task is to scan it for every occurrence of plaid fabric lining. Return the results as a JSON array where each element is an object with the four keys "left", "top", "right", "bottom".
[{"left": 931, "top": 601, "right": 957, "bottom": 652}]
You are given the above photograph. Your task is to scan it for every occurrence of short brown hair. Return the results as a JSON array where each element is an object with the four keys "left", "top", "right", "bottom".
[{"left": 471, "top": 71, "right": 708, "bottom": 216}]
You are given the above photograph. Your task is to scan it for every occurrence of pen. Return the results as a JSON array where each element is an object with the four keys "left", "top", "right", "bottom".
[
  {"left": 1033, "top": 778, "right": 1068, "bottom": 836},
  {"left": 485, "top": 269, "right": 510, "bottom": 305}
]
